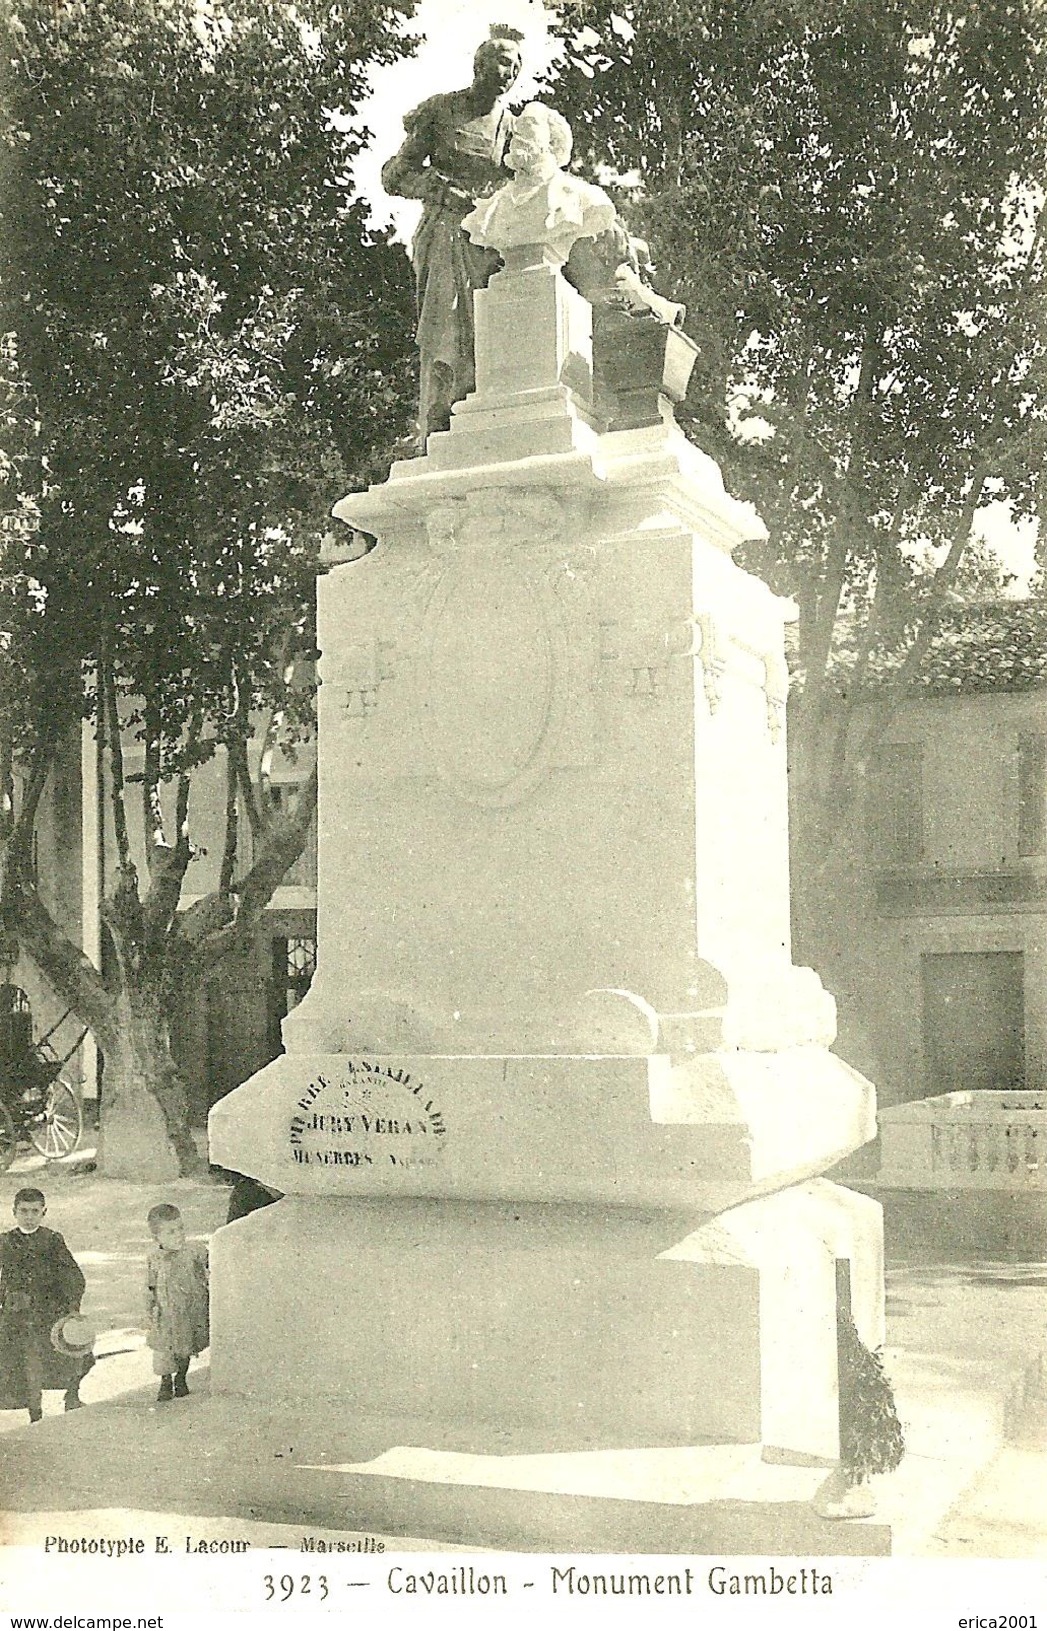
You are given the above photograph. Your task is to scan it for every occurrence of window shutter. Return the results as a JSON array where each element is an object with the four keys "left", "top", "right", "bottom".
[
  {"left": 869, "top": 744, "right": 924, "bottom": 861},
  {"left": 1018, "top": 733, "right": 1046, "bottom": 858}
]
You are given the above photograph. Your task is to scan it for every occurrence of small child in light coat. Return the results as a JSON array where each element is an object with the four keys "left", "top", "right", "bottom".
[{"left": 145, "top": 1203, "right": 209, "bottom": 1403}]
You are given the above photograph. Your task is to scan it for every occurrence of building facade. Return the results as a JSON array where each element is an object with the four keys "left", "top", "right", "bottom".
[
  {"left": 799, "top": 603, "right": 1047, "bottom": 1112},
  {"left": 863, "top": 687, "right": 1045, "bottom": 1106}
]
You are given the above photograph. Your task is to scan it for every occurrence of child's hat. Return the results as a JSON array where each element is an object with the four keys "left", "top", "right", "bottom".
[{"left": 51, "top": 1314, "right": 95, "bottom": 1357}]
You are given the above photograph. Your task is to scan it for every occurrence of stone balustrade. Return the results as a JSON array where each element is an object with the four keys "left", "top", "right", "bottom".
[{"left": 878, "top": 1090, "right": 1047, "bottom": 1190}]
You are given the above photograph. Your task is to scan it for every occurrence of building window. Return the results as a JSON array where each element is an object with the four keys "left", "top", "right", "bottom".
[
  {"left": 265, "top": 783, "right": 317, "bottom": 888},
  {"left": 282, "top": 935, "right": 316, "bottom": 1008},
  {"left": 1018, "top": 733, "right": 1046, "bottom": 858},
  {"left": 868, "top": 744, "right": 924, "bottom": 861},
  {"left": 268, "top": 933, "right": 316, "bottom": 1055}
]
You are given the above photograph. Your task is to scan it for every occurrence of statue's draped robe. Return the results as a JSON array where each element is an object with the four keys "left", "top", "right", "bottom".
[{"left": 382, "top": 91, "right": 514, "bottom": 440}]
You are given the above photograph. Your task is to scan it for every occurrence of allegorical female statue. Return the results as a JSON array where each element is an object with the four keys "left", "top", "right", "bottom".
[{"left": 381, "top": 25, "right": 524, "bottom": 443}]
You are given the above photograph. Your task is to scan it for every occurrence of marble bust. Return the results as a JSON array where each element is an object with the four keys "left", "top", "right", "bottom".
[{"left": 463, "top": 103, "right": 617, "bottom": 265}]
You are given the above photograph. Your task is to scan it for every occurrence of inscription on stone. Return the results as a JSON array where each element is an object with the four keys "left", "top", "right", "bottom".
[{"left": 288, "top": 1060, "right": 447, "bottom": 1172}]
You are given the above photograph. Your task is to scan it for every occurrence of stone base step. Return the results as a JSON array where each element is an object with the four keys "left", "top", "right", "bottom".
[
  {"left": 0, "top": 1383, "right": 890, "bottom": 1556},
  {"left": 286, "top": 1436, "right": 891, "bottom": 1555}
]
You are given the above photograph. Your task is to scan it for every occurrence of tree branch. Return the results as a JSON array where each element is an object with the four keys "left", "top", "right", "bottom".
[
  {"left": 255, "top": 632, "right": 297, "bottom": 816},
  {"left": 0, "top": 733, "right": 14, "bottom": 849},
  {"left": 799, "top": 518, "right": 850, "bottom": 726},
  {"left": 230, "top": 732, "right": 263, "bottom": 840},
  {"left": 178, "top": 889, "right": 235, "bottom": 949},
  {"left": 196, "top": 761, "right": 317, "bottom": 969},
  {"left": 142, "top": 742, "right": 196, "bottom": 953},
  {"left": 799, "top": 332, "right": 882, "bottom": 726},
  {"left": 14, "top": 880, "right": 118, "bottom": 1050},
  {"left": 100, "top": 638, "right": 133, "bottom": 878},
  {"left": 0, "top": 735, "right": 55, "bottom": 894},
  {"left": 175, "top": 766, "right": 191, "bottom": 843},
  {"left": 219, "top": 745, "right": 239, "bottom": 896},
  {"left": 858, "top": 466, "right": 990, "bottom": 767},
  {"left": 847, "top": 472, "right": 916, "bottom": 693},
  {"left": 142, "top": 697, "right": 166, "bottom": 865}
]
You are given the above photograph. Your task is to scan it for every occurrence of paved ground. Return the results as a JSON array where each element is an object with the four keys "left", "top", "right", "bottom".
[
  {"left": 877, "top": 1260, "right": 1047, "bottom": 1555},
  {"left": 1, "top": 1150, "right": 1044, "bottom": 1555}
]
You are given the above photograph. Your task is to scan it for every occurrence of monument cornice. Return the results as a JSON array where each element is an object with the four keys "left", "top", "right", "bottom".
[{"left": 330, "top": 423, "right": 764, "bottom": 561}]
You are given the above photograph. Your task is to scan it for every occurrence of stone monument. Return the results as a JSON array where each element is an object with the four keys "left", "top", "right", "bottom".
[{"left": 209, "top": 94, "right": 889, "bottom": 1553}]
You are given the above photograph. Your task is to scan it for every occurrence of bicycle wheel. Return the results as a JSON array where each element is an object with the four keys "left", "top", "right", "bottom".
[
  {"left": 0, "top": 1100, "right": 17, "bottom": 1170},
  {"left": 28, "top": 1078, "right": 83, "bottom": 1160}
]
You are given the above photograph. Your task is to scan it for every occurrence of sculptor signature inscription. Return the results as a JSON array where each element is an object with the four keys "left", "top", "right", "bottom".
[{"left": 288, "top": 1060, "right": 446, "bottom": 1170}]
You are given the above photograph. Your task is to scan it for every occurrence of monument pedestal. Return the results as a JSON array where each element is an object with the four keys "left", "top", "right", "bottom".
[
  {"left": 209, "top": 233, "right": 887, "bottom": 1549},
  {"left": 210, "top": 1180, "right": 882, "bottom": 1465}
]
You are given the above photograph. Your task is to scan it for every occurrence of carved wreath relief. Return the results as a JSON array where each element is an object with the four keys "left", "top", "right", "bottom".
[
  {"left": 328, "top": 487, "right": 787, "bottom": 804},
  {"left": 330, "top": 488, "right": 599, "bottom": 807}
]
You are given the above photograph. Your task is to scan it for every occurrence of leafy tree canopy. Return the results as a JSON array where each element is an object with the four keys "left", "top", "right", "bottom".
[
  {"left": 0, "top": 0, "right": 420, "bottom": 1174},
  {"left": 2, "top": 0, "right": 418, "bottom": 780},
  {"left": 545, "top": 0, "right": 1047, "bottom": 797}
]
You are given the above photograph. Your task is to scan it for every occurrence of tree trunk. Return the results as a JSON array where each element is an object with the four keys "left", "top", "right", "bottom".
[
  {"left": 787, "top": 696, "right": 835, "bottom": 952},
  {"left": 98, "top": 973, "right": 201, "bottom": 1182},
  {"left": 12, "top": 876, "right": 202, "bottom": 1180},
  {"left": 787, "top": 701, "right": 887, "bottom": 1092}
]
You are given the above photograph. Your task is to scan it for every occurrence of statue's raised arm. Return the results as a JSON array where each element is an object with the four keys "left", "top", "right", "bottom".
[{"left": 381, "top": 25, "right": 523, "bottom": 443}]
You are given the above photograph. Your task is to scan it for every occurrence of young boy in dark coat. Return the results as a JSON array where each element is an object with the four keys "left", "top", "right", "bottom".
[{"left": 0, "top": 1187, "right": 93, "bottom": 1422}]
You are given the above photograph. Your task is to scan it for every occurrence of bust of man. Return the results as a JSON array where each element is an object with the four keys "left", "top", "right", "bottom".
[{"left": 463, "top": 103, "right": 617, "bottom": 264}]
